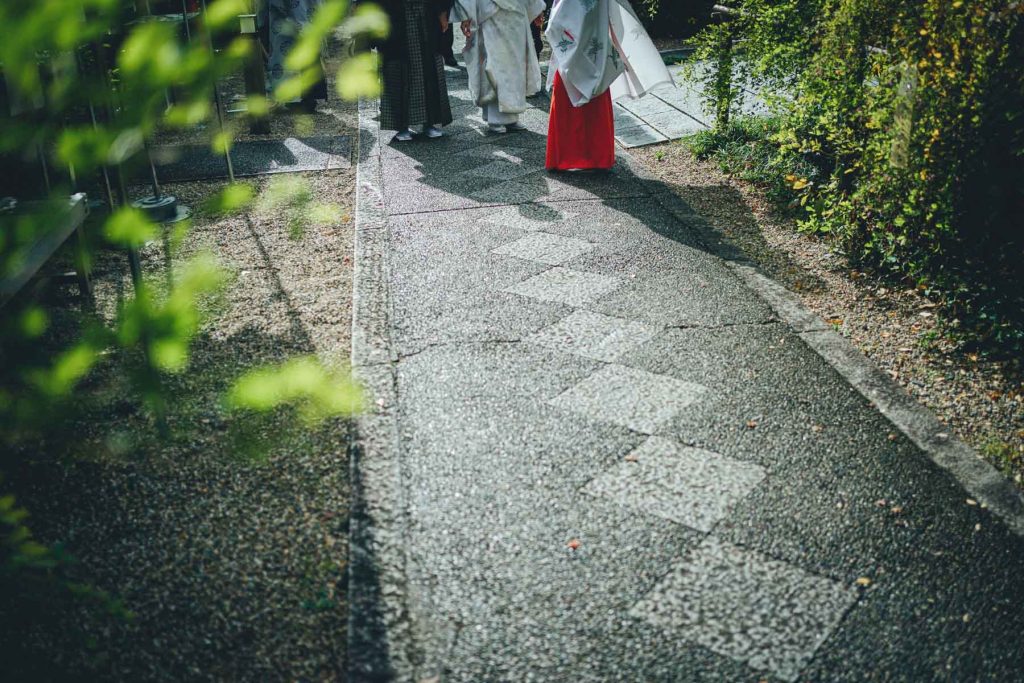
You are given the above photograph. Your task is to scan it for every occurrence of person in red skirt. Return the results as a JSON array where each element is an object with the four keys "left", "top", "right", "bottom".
[{"left": 544, "top": 0, "right": 673, "bottom": 171}]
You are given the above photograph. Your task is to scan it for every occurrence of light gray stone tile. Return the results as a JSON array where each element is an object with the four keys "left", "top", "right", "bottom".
[
  {"left": 525, "top": 310, "right": 660, "bottom": 362},
  {"left": 617, "top": 95, "right": 678, "bottom": 118},
  {"left": 547, "top": 364, "right": 707, "bottom": 433},
  {"left": 613, "top": 106, "right": 645, "bottom": 129},
  {"left": 615, "top": 125, "right": 668, "bottom": 148},
  {"left": 492, "top": 232, "right": 594, "bottom": 266},
  {"left": 584, "top": 436, "right": 765, "bottom": 531},
  {"left": 631, "top": 536, "right": 857, "bottom": 682},
  {"left": 503, "top": 267, "right": 622, "bottom": 308},
  {"left": 644, "top": 110, "right": 707, "bottom": 138}
]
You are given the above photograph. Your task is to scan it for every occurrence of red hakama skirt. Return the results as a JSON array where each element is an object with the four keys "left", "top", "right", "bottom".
[{"left": 545, "top": 71, "right": 615, "bottom": 171}]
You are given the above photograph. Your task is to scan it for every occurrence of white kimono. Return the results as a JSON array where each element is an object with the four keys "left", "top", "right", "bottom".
[
  {"left": 546, "top": 0, "right": 673, "bottom": 106},
  {"left": 452, "top": 0, "right": 547, "bottom": 124}
]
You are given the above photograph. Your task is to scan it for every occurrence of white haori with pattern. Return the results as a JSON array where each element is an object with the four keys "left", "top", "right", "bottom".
[
  {"left": 452, "top": 0, "right": 547, "bottom": 120},
  {"left": 545, "top": 0, "right": 674, "bottom": 106}
]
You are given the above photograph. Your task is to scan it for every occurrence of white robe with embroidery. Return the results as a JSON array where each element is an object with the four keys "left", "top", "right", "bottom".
[
  {"left": 452, "top": 0, "right": 546, "bottom": 117},
  {"left": 546, "top": 0, "right": 673, "bottom": 106}
]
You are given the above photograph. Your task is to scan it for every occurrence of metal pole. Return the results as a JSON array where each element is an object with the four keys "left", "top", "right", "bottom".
[
  {"left": 199, "top": 0, "right": 236, "bottom": 182},
  {"left": 181, "top": 0, "right": 193, "bottom": 42},
  {"left": 144, "top": 141, "right": 162, "bottom": 200},
  {"left": 36, "top": 144, "right": 52, "bottom": 195}
]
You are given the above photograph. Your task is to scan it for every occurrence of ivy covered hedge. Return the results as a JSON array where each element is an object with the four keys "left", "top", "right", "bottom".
[{"left": 689, "top": 0, "right": 1024, "bottom": 354}]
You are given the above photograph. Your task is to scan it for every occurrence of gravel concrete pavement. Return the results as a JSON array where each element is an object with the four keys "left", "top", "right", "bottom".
[{"left": 349, "top": 64, "right": 1024, "bottom": 682}]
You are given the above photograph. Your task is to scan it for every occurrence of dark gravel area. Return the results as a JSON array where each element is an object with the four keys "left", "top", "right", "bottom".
[
  {"left": 4, "top": 94, "right": 357, "bottom": 679},
  {"left": 634, "top": 141, "right": 1023, "bottom": 489}
]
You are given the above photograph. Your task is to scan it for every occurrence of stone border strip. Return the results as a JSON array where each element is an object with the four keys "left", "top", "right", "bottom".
[
  {"left": 348, "top": 96, "right": 424, "bottom": 682},
  {"left": 617, "top": 151, "right": 1024, "bottom": 536}
]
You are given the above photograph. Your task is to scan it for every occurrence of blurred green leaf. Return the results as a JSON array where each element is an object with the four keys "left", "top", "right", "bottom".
[
  {"left": 120, "top": 22, "right": 182, "bottom": 82},
  {"left": 165, "top": 99, "right": 212, "bottom": 127},
  {"left": 28, "top": 343, "right": 99, "bottom": 397},
  {"left": 19, "top": 308, "right": 49, "bottom": 338},
  {"left": 204, "top": 0, "right": 249, "bottom": 31},
  {"left": 273, "top": 67, "right": 324, "bottom": 103},
  {"left": 226, "top": 356, "right": 363, "bottom": 424},
  {"left": 345, "top": 3, "right": 390, "bottom": 40},
  {"left": 336, "top": 52, "right": 381, "bottom": 100},
  {"left": 104, "top": 207, "right": 158, "bottom": 248},
  {"left": 107, "top": 128, "right": 146, "bottom": 165},
  {"left": 201, "top": 183, "right": 256, "bottom": 217}
]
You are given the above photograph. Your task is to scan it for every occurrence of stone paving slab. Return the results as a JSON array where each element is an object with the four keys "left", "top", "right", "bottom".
[
  {"left": 632, "top": 536, "right": 858, "bottom": 682},
  {"left": 613, "top": 61, "right": 775, "bottom": 147},
  {"left": 584, "top": 436, "right": 766, "bottom": 532},
  {"left": 350, "top": 53, "right": 1024, "bottom": 683},
  {"left": 525, "top": 310, "right": 660, "bottom": 362}
]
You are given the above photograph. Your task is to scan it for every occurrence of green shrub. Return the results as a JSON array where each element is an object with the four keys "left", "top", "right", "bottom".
[
  {"left": 689, "top": 0, "right": 1024, "bottom": 355},
  {"left": 687, "top": 116, "right": 819, "bottom": 214}
]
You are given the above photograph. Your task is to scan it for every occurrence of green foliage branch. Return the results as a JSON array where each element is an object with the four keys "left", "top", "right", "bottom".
[{"left": 0, "top": 0, "right": 388, "bottom": 661}]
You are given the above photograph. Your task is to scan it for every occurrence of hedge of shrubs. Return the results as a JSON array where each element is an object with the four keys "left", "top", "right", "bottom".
[{"left": 689, "top": 0, "right": 1023, "bottom": 354}]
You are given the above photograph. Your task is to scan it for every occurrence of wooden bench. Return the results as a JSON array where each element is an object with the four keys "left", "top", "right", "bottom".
[{"left": 0, "top": 192, "right": 92, "bottom": 308}]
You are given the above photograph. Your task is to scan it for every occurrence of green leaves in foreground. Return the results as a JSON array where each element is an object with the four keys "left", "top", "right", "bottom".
[
  {"left": 118, "top": 254, "right": 227, "bottom": 374},
  {"left": 337, "top": 52, "right": 382, "bottom": 100},
  {"left": 227, "top": 357, "right": 363, "bottom": 425}
]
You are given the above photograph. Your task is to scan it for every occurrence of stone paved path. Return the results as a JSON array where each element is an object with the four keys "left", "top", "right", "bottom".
[
  {"left": 614, "top": 62, "right": 769, "bottom": 147},
  {"left": 349, "top": 64, "right": 1024, "bottom": 682}
]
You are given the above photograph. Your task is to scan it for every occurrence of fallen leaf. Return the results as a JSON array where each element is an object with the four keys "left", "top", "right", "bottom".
[
  {"left": 812, "top": 424, "right": 824, "bottom": 433},
  {"left": 965, "top": 498, "right": 978, "bottom": 506},
  {"left": 855, "top": 577, "right": 872, "bottom": 587},
  {"left": 567, "top": 539, "right": 581, "bottom": 551},
  {"left": 746, "top": 420, "right": 758, "bottom": 429},
  {"left": 890, "top": 506, "right": 903, "bottom": 515},
  {"left": 624, "top": 453, "right": 639, "bottom": 463},
  {"left": 887, "top": 433, "right": 898, "bottom": 442},
  {"left": 962, "top": 613, "right": 971, "bottom": 623},
  {"left": 875, "top": 499, "right": 888, "bottom": 507}
]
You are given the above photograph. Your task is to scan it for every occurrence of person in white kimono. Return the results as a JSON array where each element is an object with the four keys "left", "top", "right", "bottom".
[
  {"left": 451, "top": 0, "right": 548, "bottom": 133},
  {"left": 544, "top": 0, "right": 672, "bottom": 170}
]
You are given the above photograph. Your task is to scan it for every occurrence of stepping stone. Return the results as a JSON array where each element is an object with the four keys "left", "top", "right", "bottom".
[
  {"left": 503, "top": 266, "right": 622, "bottom": 308},
  {"left": 492, "top": 232, "right": 594, "bottom": 266},
  {"left": 525, "top": 310, "right": 660, "bottom": 362},
  {"left": 615, "top": 125, "right": 668, "bottom": 148},
  {"left": 547, "top": 364, "right": 706, "bottom": 433},
  {"left": 613, "top": 106, "right": 646, "bottom": 129},
  {"left": 631, "top": 536, "right": 857, "bottom": 682},
  {"left": 583, "top": 436, "right": 765, "bottom": 532},
  {"left": 617, "top": 95, "right": 679, "bottom": 118},
  {"left": 151, "top": 136, "right": 350, "bottom": 181},
  {"left": 644, "top": 110, "right": 707, "bottom": 137}
]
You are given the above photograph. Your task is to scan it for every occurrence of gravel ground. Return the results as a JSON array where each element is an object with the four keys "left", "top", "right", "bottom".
[
  {"left": 634, "top": 141, "right": 1024, "bottom": 488},
  {"left": 4, "top": 95, "right": 358, "bottom": 679}
]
